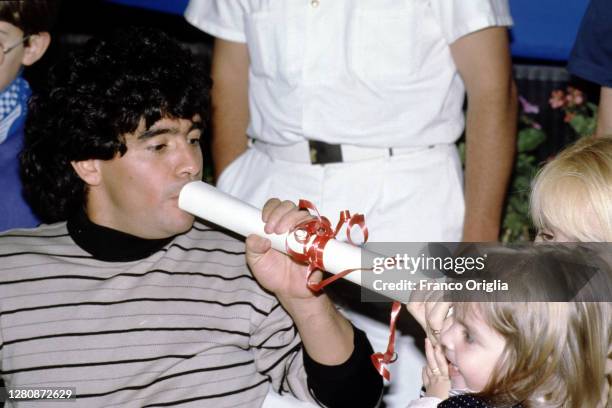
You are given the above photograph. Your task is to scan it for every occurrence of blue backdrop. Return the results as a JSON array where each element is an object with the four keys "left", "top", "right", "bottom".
[
  {"left": 106, "top": 0, "right": 589, "bottom": 61},
  {"left": 509, "top": 0, "right": 588, "bottom": 60}
]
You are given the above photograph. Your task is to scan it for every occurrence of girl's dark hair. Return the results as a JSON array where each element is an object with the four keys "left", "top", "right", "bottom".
[{"left": 21, "top": 27, "right": 211, "bottom": 222}]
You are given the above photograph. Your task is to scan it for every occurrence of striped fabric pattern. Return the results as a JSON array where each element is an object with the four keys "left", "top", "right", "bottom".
[{"left": 0, "top": 222, "right": 312, "bottom": 407}]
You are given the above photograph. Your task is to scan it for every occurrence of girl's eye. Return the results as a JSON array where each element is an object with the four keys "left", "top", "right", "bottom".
[
  {"left": 462, "top": 329, "right": 475, "bottom": 344},
  {"left": 189, "top": 137, "right": 201, "bottom": 145},
  {"left": 537, "top": 231, "right": 555, "bottom": 241}
]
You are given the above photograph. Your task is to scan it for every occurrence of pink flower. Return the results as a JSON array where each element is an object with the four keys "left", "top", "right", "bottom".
[
  {"left": 549, "top": 90, "right": 566, "bottom": 109},
  {"left": 564, "top": 112, "right": 575, "bottom": 123},
  {"left": 564, "top": 86, "right": 585, "bottom": 107},
  {"left": 519, "top": 96, "right": 539, "bottom": 114},
  {"left": 570, "top": 87, "right": 584, "bottom": 105},
  {"left": 532, "top": 122, "right": 542, "bottom": 130}
]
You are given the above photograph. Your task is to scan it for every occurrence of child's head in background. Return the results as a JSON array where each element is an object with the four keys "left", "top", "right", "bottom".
[
  {"left": 531, "top": 136, "right": 612, "bottom": 242},
  {"left": 0, "top": 0, "right": 59, "bottom": 91}
]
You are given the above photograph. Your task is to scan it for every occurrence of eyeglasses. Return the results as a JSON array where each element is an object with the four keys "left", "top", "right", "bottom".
[{"left": 0, "top": 35, "right": 30, "bottom": 64}]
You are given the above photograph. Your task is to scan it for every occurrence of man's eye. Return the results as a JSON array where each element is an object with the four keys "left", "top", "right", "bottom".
[
  {"left": 148, "top": 144, "right": 167, "bottom": 152},
  {"left": 537, "top": 231, "right": 554, "bottom": 241}
]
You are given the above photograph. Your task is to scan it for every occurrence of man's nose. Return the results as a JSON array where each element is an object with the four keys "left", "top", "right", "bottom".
[{"left": 177, "top": 141, "right": 202, "bottom": 179}]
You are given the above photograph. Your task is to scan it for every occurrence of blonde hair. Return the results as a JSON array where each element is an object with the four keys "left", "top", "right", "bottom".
[
  {"left": 451, "top": 246, "right": 612, "bottom": 407},
  {"left": 530, "top": 136, "right": 612, "bottom": 242},
  {"left": 455, "top": 302, "right": 610, "bottom": 408}
]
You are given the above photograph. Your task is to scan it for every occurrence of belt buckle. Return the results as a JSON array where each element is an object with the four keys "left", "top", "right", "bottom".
[{"left": 308, "top": 140, "right": 343, "bottom": 165}]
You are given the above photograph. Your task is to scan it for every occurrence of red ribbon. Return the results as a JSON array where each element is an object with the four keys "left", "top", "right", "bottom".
[
  {"left": 370, "top": 301, "right": 402, "bottom": 381},
  {"left": 286, "top": 199, "right": 368, "bottom": 292},
  {"left": 286, "top": 200, "right": 403, "bottom": 381}
]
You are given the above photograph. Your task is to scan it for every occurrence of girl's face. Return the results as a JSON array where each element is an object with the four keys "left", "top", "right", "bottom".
[
  {"left": 535, "top": 226, "right": 573, "bottom": 242},
  {"left": 440, "top": 307, "right": 506, "bottom": 392}
]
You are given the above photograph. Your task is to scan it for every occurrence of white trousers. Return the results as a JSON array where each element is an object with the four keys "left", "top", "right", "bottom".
[{"left": 219, "top": 144, "right": 465, "bottom": 407}]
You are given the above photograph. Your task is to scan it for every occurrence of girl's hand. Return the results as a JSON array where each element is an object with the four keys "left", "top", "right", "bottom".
[
  {"left": 406, "top": 290, "right": 451, "bottom": 346},
  {"left": 422, "top": 338, "right": 451, "bottom": 399}
]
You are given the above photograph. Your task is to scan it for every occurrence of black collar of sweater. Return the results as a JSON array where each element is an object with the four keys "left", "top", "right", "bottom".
[{"left": 67, "top": 209, "right": 174, "bottom": 262}]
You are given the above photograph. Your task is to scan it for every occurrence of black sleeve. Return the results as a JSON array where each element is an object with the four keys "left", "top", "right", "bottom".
[
  {"left": 303, "top": 326, "right": 383, "bottom": 408},
  {"left": 438, "top": 395, "right": 523, "bottom": 408},
  {"left": 438, "top": 395, "right": 488, "bottom": 407}
]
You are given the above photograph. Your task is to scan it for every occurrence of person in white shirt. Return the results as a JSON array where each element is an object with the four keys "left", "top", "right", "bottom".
[{"left": 186, "top": 2, "right": 517, "bottom": 406}]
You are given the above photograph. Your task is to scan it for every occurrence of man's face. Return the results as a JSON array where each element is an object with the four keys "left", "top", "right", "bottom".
[{"left": 87, "top": 116, "right": 203, "bottom": 239}]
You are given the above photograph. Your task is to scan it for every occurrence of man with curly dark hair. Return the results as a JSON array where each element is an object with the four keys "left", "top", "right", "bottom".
[{"left": 0, "top": 28, "right": 382, "bottom": 407}]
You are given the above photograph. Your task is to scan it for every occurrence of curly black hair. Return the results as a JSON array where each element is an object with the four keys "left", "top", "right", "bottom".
[
  {"left": 0, "top": 0, "right": 60, "bottom": 35},
  {"left": 21, "top": 27, "right": 211, "bottom": 223}
]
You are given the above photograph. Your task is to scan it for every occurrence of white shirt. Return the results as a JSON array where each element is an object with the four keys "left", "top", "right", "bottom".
[{"left": 186, "top": 0, "right": 512, "bottom": 148}]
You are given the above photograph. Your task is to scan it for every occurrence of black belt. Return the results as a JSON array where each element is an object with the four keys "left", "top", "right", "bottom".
[
  {"left": 309, "top": 140, "right": 342, "bottom": 164},
  {"left": 308, "top": 140, "right": 396, "bottom": 165}
]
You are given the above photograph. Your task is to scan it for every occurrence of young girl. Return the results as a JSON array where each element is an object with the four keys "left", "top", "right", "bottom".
[
  {"left": 530, "top": 136, "right": 612, "bottom": 242},
  {"left": 408, "top": 137, "right": 612, "bottom": 406},
  {"left": 529, "top": 136, "right": 612, "bottom": 407},
  {"left": 407, "top": 245, "right": 611, "bottom": 408}
]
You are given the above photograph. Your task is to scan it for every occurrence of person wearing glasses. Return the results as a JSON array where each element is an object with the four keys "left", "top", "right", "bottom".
[{"left": 0, "top": 0, "right": 57, "bottom": 232}]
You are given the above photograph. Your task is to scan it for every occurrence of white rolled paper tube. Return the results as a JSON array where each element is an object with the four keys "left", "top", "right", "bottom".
[{"left": 178, "top": 181, "right": 369, "bottom": 286}]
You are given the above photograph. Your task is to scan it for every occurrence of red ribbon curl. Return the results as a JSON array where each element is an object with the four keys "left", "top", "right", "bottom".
[
  {"left": 370, "top": 301, "right": 403, "bottom": 381},
  {"left": 286, "top": 200, "right": 369, "bottom": 292},
  {"left": 286, "top": 199, "right": 402, "bottom": 381}
]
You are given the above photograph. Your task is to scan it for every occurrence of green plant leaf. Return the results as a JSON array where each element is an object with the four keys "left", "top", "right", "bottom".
[{"left": 517, "top": 128, "right": 546, "bottom": 152}]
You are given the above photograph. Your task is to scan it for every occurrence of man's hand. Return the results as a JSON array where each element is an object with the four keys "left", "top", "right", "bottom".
[
  {"left": 245, "top": 198, "right": 322, "bottom": 300},
  {"left": 245, "top": 198, "right": 353, "bottom": 366}
]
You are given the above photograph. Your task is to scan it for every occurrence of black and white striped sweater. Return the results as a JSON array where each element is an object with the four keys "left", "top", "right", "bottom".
[{"left": 0, "top": 213, "right": 381, "bottom": 407}]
